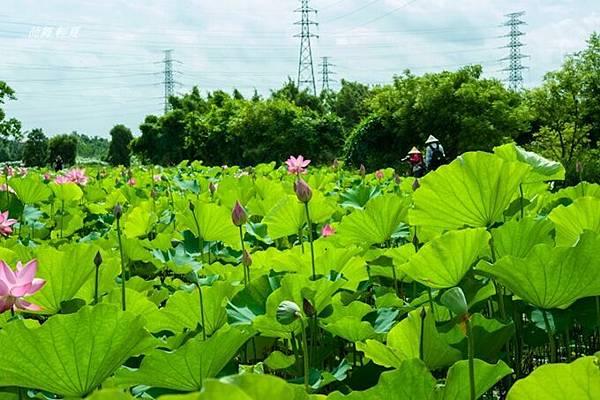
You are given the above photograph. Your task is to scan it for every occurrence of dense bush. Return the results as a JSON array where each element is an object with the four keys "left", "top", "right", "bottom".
[
  {"left": 22, "top": 128, "right": 49, "bottom": 167},
  {"left": 48, "top": 134, "right": 78, "bottom": 167},
  {"left": 107, "top": 124, "right": 134, "bottom": 166}
]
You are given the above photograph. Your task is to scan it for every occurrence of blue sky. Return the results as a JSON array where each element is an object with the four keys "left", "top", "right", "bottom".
[{"left": 1, "top": 0, "right": 598, "bottom": 138}]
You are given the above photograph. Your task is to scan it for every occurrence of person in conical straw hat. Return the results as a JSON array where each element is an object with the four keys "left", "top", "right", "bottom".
[
  {"left": 402, "top": 146, "right": 425, "bottom": 177},
  {"left": 425, "top": 135, "right": 446, "bottom": 171}
]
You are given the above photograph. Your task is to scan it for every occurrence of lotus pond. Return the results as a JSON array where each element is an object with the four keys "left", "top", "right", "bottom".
[{"left": 0, "top": 144, "right": 599, "bottom": 400}]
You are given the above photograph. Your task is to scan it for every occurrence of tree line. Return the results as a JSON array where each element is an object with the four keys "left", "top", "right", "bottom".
[{"left": 1, "top": 33, "right": 598, "bottom": 184}]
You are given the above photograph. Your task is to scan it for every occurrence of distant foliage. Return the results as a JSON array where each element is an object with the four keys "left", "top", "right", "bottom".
[
  {"left": 22, "top": 128, "right": 49, "bottom": 167},
  {"left": 107, "top": 124, "right": 134, "bottom": 166},
  {"left": 48, "top": 134, "right": 78, "bottom": 167}
]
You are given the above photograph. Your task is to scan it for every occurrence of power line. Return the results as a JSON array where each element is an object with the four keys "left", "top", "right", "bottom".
[
  {"left": 295, "top": 0, "right": 318, "bottom": 95},
  {"left": 501, "top": 11, "right": 528, "bottom": 91}
]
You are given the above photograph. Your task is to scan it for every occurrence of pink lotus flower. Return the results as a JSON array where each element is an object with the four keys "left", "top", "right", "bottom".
[
  {"left": 321, "top": 224, "right": 335, "bottom": 237},
  {"left": 127, "top": 178, "right": 137, "bottom": 186},
  {"left": 153, "top": 175, "right": 162, "bottom": 183},
  {"left": 55, "top": 175, "right": 69, "bottom": 185},
  {"left": 0, "top": 184, "right": 15, "bottom": 194},
  {"left": 375, "top": 170, "right": 384, "bottom": 181},
  {"left": 286, "top": 155, "right": 311, "bottom": 175},
  {"left": 18, "top": 167, "right": 28, "bottom": 176},
  {"left": 231, "top": 201, "right": 248, "bottom": 226},
  {"left": 294, "top": 179, "right": 313, "bottom": 203},
  {"left": 0, "top": 211, "right": 17, "bottom": 237},
  {"left": 66, "top": 168, "right": 89, "bottom": 186},
  {"left": 43, "top": 172, "right": 51, "bottom": 182},
  {"left": 0, "top": 259, "right": 45, "bottom": 313},
  {"left": 3, "top": 166, "right": 14, "bottom": 177}
]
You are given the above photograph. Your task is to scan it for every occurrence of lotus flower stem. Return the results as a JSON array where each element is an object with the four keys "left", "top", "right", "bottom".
[
  {"left": 115, "top": 212, "right": 126, "bottom": 311},
  {"left": 300, "top": 318, "right": 310, "bottom": 392},
  {"left": 542, "top": 309, "right": 557, "bottom": 363},
  {"left": 466, "top": 316, "right": 476, "bottom": 400},
  {"left": 519, "top": 184, "right": 525, "bottom": 219},
  {"left": 3, "top": 168, "right": 8, "bottom": 206},
  {"left": 427, "top": 288, "right": 436, "bottom": 320},
  {"left": 195, "top": 282, "right": 207, "bottom": 341},
  {"left": 60, "top": 200, "right": 65, "bottom": 239},
  {"left": 419, "top": 307, "right": 426, "bottom": 361},
  {"left": 239, "top": 226, "right": 249, "bottom": 285},
  {"left": 304, "top": 203, "right": 316, "bottom": 280}
]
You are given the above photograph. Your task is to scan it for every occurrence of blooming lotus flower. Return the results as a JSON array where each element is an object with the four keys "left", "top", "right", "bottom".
[
  {"left": 153, "top": 174, "right": 162, "bottom": 183},
  {"left": 127, "top": 178, "right": 137, "bottom": 186},
  {"left": 231, "top": 201, "right": 248, "bottom": 226},
  {"left": 0, "top": 211, "right": 17, "bottom": 237},
  {"left": 294, "top": 179, "right": 313, "bottom": 203},
  {"left": 66, "top": 168, "right": 89, "bottom": 186},
  {"left": 3, "top": 166, "right": 14, "bottom": 177},
  {"left": 286, "top": 155, "right": 311, "bottom": 175},
  {"left": 0, "top": 259, "right": 45, "bottom": 313},
  {"left": 54, "top": 175, "right": 69, "bottom": 185},
  {"left": 321, "top": 224, "right": 335, "bottom": 237},
  {"left": 18, "top": 167, "right": 28, "bottom": 176},
  {"left": 0, "top": 184, "right": 15, "bottom": 194},
  {"left": 375, "top": 170, "right": 384, "bottom": 181}
]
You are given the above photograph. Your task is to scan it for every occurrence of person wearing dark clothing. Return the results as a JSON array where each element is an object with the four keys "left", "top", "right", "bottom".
[
  {"left": 54, "top": 155, "right": 63, "bottom": 172},
  {"left": 425, "top": 135, "right": 446, "bottom": 171},
  {"left": 402, "top": 147, "right": 425, "bottom": 178}
]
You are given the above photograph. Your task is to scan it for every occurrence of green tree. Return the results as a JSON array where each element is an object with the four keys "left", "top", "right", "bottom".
[
  {"left": 107, "top": 124, "right": 134, "bottom": 166},
  {"left": 333, "top": 79, "right": 371, "bottom": 132},
  {"left": 22, "top": 128, "right": 49, "bottom": 167},
  {"left": 48, "top": 134, "right": 78, "bottom": 167}
]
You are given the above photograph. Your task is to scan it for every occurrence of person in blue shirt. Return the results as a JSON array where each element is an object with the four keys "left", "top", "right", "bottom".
[{"left": 425, "top": 135, "right": 446, "bottom": 171}]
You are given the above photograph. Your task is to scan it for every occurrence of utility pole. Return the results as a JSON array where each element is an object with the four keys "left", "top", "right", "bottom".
[
  {"left": 163, "top": 49, "right": 175, "bottom": 114},
  {"left": 295, "top": 0, "right": 318, "bottom": 95},
  {"left": 501, "top": 12, "right": 528, "bottom": 91},
  {"left": 320, "top": 56, "right": 336, "bottom": 92}
]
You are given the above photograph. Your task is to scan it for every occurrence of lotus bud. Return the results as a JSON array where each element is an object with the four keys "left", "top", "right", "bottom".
[
  {"left": 276, "top": 301, "right": 302, "bottom": 325},
  {"left": 231, "top": 201, "right": 248, "bottom": 226},
  {"left": 359, "top": 164, "right": 366, "bottom": 178},
  {"left": 209, "top": 182, "right": 217, "bottom": 195},
  {"left": 94, "top": 251, "right": 103, "bottom": 268},
  {"left": 375, "top": 170, "right": 384, "bottom": 181},
  {"left": 412, "top": 178, "right": 420, "bottom": 191},
  {"left": 114, "top": 203, "right": 123, "bottom": 220},
  {"left": 189, "top": 201, "right": 195, "bottom": 212},
  {"left": 242, "top": 249, "right": 252, "bottom": 268},
  {"left": 394, "top": 174, "right": 401, "bottom": 185},
  {"left": 303, "top": 298, "right": 315, "bottom": 317},
  {"left": 294, "top": 179, "right": 313, "bottom": 203},
  {"left": 441, "top": 287, "right": 469, "bottom": 317}
]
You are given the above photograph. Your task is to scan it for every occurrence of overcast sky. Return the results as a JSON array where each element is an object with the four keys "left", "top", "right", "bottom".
[{"left": 1, "top": 0, "right": 598, "bottom": 138}]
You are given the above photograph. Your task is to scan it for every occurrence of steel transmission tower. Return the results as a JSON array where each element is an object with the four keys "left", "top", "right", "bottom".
[
  {"left": 295, "top": 0, "right": 318, "bottom": 95},
  {"left": 501, "top": 12, "right": 528, "bottom": 91},
  {"left": 319, "top": 57, "right": 336, "bottom": 92},
  {"left": 163, "top": 49, "right": 175, "bottom": 113}
]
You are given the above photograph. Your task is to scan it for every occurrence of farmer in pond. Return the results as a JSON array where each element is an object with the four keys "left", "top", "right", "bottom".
[
  {"left": 402, "top": 147, "right": 425, "bottom": 178},
  {"left": 54, "top": 155, "right": 63, "bottom": 172},
  {"left": 425, "top": 135, "right": 446, "bottom": 171}
]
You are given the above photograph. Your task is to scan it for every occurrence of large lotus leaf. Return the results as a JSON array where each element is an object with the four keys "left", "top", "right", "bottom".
[
  {"left": 491, "top": 217, "right": 554, "bottom": 259},
  {"left": 401, "top": 228, "right": 489, "bottom": 289},
  {"left": 323, "top": 316, "right": 377, "bottom": 342},
  {"left": 368, "top": 244, "right": 415, "bottom": 281},
  {"left": 179, "top": 201, "right": 241, "bottom": 250},
  {"left": 86, "top": 389, "right": 134, "bottom": 400},
  {"left": 409, "top": 152, "right": 531, "bottom": 231},
  {"left": 336, "top": 194, "right": 408, "bottom": 246},
  {"left": 227, "top": 275, "right": 280, "bottom": 326},
  {"left": 442, "top": 313, "right": 514, "bottom": 363},
  {"left": 552, "top": 182, "right": 600, "bottom": 203},
  {"left": 123, "top": 203, "right": 157, "bottom": 238},
  {"left": 436, "top": 359, "right": 513, "bottom": 400},
  {"left": 549, "top": 197, "right": 600, "bottom": 246},
  {"left": 51, "top": 182, "right": 83, "bottom": 202},
  {"left": 7, "top": 177, "right": 52, "bottom": 204},
  {"left": 116, "top": 326, "right": 253, "bottom": 391},
  {"left": 159, "top": 373, "right": 317, "bottom": 400},
  {"left": 147, "top": 281, "right": 235, "bottom": 336},
  {"left": 0, "top": 305, "right": 153, "bottom": 398},
  {"left": 507, "top": 355, "right": 600, "bottom": 400},
  {"left": 51, "top": 209, "right": 85, "bottom": 239},
  {"left": 357, "top": 308, "right": 461, "bottom": 370},
  {"left": 105, "top": 288, "right": 159, "bottom": 319},
  {"left": 246, "top": 177, "right": 287, "bottom": 217},
  {"left": 339, "top": 184, "right": 381, "bottom": 210},
  {"left": 28, "top": 244, "right": 99, "bottom": 314},
  {"left": 494, "top": 143, "right": 565, "bottom": 182},
  {"left": 215, "top": 175, "right": 256, "bottom": 211},
  {"left": 328, "top": 359, "right": 436, "bottom": 400},
  {"left": 263, "top": 193, "right": 336, "bottom": 240},
  {"left": 477, "top": 232, "right": 600, "bottom": 309}
]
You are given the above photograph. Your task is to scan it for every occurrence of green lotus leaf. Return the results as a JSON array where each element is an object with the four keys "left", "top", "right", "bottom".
[
  {"left": 7, "top": 177, "right": 51, "bottom": 204},
  {"left": 438, "top": 359, "right": 513, "bottom": 400},
  {"left": 158, "top": 373, "right": 317, "bottom": 400},
  {"left": 115, "top": 326, "right": 253, "bottom": 391},
  {"left": 336, "top": 194, "right": 408, "bottom": 247},
  {"left": 323, "top": 316, "right": 377, "bottom": 342},
  {"left": 549, "top": 197, "right": 600, "bottom": 246},
  {"left": 477, "top": 232, "right": 600, "bottom": 309},
  {"left": 494, "top": 142, "right": 565, "bottom": 182},
  {"left": 246, "top": 177, "right": 287, "bottom": 217},
  {"left": 147, "top": 281, "right": 235, "bottom": 336},
  {"left": 215, "top": 175, "right": 256, "bottom": 211},
  {"left": 0, "top": 305, "right": 154, "bottom": 398},
  {"left": 401, "top": 228, "right": 490, "bottom": 289},
  {"left": 85, "top": 389, "right": 134, "bottom": 400},
  {"left": 263, "top": 193, "right": 336, "bottom": 240},
  {"left": 123, "top": 203, "right": 157, "bottom": 238},
  {"left": 105, "top": 288, "right": 159, "bottom": 319},
  {"left": 264, "top": 351, "right": 296, "bottom": 370},
  {"left": 339, "top": 184, "right": 381, "bottom": 210},
  {"left": 28, "top": 244, "right": 99, "bottom": 314},
  {"left": 409, "top": 152, "right": 531, "bottom": 231},
  {"left": 51, "top": 182, "right": 84, "bottom": 202},
  {"left": 507, "top": 355, "right": 600, "bottom": 400},
  {"left": 179, "top": 201, "right": 241, "bottom": 250},
  {"left": 357, "top": 307, "right": 461, "bottom": 370},
  {"left": 491, "top": 217, "right": 554, "bottom": 258}
]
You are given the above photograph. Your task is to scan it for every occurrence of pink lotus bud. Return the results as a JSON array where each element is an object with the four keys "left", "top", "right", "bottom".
[
  {"left": 294, "top": 179, "right": 313, "bottom": 203},
  {"left": 94, "top": 251, "right": 103, "bottom": 268},
  {"left": 127, "top": 178, "right": 137, "bottom": 186},
  {"left": 412, "top": 179, "right": 420, "bottom": 191},
  {"left": 321, "top": 224, "right": 335, "bottom": 237},
  {"left": 43, "top": 172, "right": 51, "bottom": 182},
  {"left": 375, "top": 170, "right": 384, "bottom": 181},
  {"left": 231, "top": 201, "right": 248, "bottom": 226},
  {"left": 242, "top": 249, "right": 252, "bottom": 268},
  {"left": 359, "top": 164, "right": 366, "bottom": 178}
]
